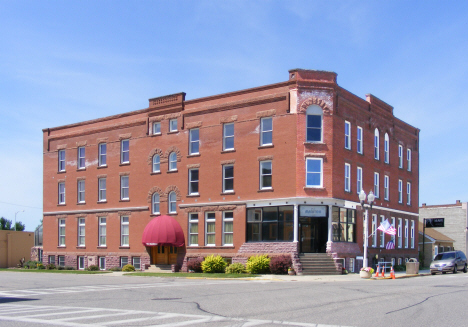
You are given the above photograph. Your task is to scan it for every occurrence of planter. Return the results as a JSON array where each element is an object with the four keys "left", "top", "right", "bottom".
[
  {"left": 288, "top": 270, "right": 295, "bottom": 276},
  {"left": 360, "top": 270, "right": 372, "bottom": 279}
]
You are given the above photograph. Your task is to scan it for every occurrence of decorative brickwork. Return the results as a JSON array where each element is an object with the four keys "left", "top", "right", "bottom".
[
  {"left": 256, "top": 109, "right": 276, "bottom": 118},
  {"left": 221, "top": 159, "right": 235, "bottom": 165},
  {"left": 220, "top": 115, "right": 238, "bottom": 123},
  {"left": 57, "top": 144, "right": 67, "bottom": 150},
  {"left": 119, "top": 133, "right": 132, "bottom": 140},
  {"left": 96, "top": 137, "right": 108, "bottom": 143},
  {"left": 164, "top": 185, "right": 182, "bottom": 201},
  {"left": 186, "top": 121, "right": 202, "bottom": 129},
  {"left": 119, "top": 171, "right": 130, "bottom": 176},
  {"left": 164, "top": 146, "right": 182, "bottom": 162},
  {"left": 187, "top": 163, "right": 200, "bottom": 169},
  {"left": 147, "top": 186, "right": 165, "bottom": 203},
  {"left": 147, "top": 149, "right": 164, "bottom": 165},
  {"left": 257, "top": 155, "right": 273, "bottom": 161}
]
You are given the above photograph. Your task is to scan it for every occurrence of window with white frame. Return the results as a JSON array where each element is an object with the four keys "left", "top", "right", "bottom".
[
  {"left": 168, "top": 191, "right": 177, "bottom": 213},
  {"left": 205, "top": 212, "right": 216, "bottom": 246},
  {"left": 58, "top": 182, "right": 65, "bottom": 204},
  {"left": 99, "top": 217, "right": 106, "bottom": 246},
  {"left": 380, "top": 216, "right": 385, "bottom": 248},
  {"left": 434, "top": 245, "right": 438, "bottom": 256},
  {"left": 398, "top": 179, "right": 403, "bottom": 203},
  {"left": 169, "top": 119, "right": 178, "bottom": 132},
  {"left": 58, "top": 255, "right": 65, "bottom": 267},
  {"left": 120, "top": 257, "right": 128, "bottom": 268},
  {"left": 189, "top": 128, "right": 199, "bottom": 155},
  {"left": 260, "top": 117, "right": 273, "bottom": 146},
  {"left": 58, "top": 149, "right": 66, "bottom": 172},
  {"left": 98, "top": 143, "right": 107, "bottom": 167},
  {"left": 391, "top": 258, "right": 395, "bottom": 266},
  {"left": 345, "top": 121, "right": 351, "bottom": 150},
  {"left": 384, "top": 133, "right": 389, "bottom": 163},
  {"left": 374, "top": 128, "right": 380, "bottom": 160},
  {"left": 384, "top": 175, "right": 389, "bottom": 201},
  {"left": 391, "top": 217, "right": 395, "bottom": 231},
  {"left": 58, "top": 219, "right": 65, "bottom": 246},
  {"left": 77, "top": 180, "right": 85, "bottom": 203},
  {"left": 349, "top": 258, "right": 355, "bottom": 273},
  {"left": 189, "top": 169, "right": 199, "bottom": 195},
  {"left": 189, "top": 213, "right": 198, "bottom": 246},
  {"left": 120, "top": 176, "right": 129, "bottom": 200},
  {"left": 98, "top": 178, "right": 106, "bottom": 202},
  {"left": 407, "top": 182, "right": 411, "bottom": 205},
  {"left": 411, "top": 220, "right": 415, "bottom": 248},
  {"left": 374, "top": 172, "right": 380, "bottom": 198},
  {"left": 357, "top": 126, "right": 363, "bottom": 154},
  {"left": 398, "top": 218, "right": 402, "bottom": 248},
  {"left": 152, "top": 122, "right": 161, "bottom": 135},
  {"left": 407, "top": 149, "right": 412, "bottom": 171},
  {"left": 77, "top": 146, "right": 85, "bottom": 169},
  {"left": 372, "top": 215, "right": 377, "bottom": 247},
  {"left": 223, "top": 211, "right": 234, "bottom": 246},
  {"left": 306, "top": 158, "right": 323, "bottom": 188},
  {"left": 223, "top": 165, "right": 234, "bottom": 193},
  {"left": 99, "top": 257, "right": 106, "bottom": 270},
  {"left": 77, "top": 218, "right": 85, "bottom": 246},
  {"left": 398, "top": 145, "right": 403, "bottom": 168},
  {"left": 169, "top": 152, "right": 177, "bottom": 171},
  {"left": 152, "top": 155, "right": 160, "bottom": 173},
  {"left": 398, "top": 257, "right": 402, "bottom": 265},
  {"left": 78, "top": 256, "right": 85, "bottom": 270},
  {"left": 49, "top": 256, "right": 55, "bottom": 265},
  {"left": 356, "top": 167, "right": 363, "bottom": 194},
  {"left": 306, "top": 105, "right": 323, "bottom": 142},
  {"left": 405, "top": 219, "right": 409, "bottom": 248},
  {"left": 152, "top": 193, "right": 160, "bottom": 214},
  {"left": 133, "top": 257, "right": 141, "bottom": 270},
  {"left": 260, "top": 161, "right": 272, "bottom": 189},
  {"left": 344, "top": 163, "right": 351, "bottom": 192},
  {"left": 223, "top": 123, "right": 234, "bottom": 150},
  {"left": 121, "top": 139, "right": 129, "bottom": 164},
  {"left": 120, "top": 216, "right": 129, "bottom": 246}
]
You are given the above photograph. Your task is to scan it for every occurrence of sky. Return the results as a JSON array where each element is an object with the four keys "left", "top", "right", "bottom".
[{"left": 1, "top": 1, "right": 468, "bottom": 231}]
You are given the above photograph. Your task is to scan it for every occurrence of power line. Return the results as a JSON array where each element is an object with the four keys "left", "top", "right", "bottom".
[{"left": 0, "top": 201, "right": 42, "bottom": 210}]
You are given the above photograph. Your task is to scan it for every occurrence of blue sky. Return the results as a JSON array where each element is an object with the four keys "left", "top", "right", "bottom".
[{"left": 1, "top": 1, "right": 467, "bottom": 230}]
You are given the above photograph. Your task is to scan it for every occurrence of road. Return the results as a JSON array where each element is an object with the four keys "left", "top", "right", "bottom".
[{"left": 0, "top": 271, "right": 467, "bottom": 327}]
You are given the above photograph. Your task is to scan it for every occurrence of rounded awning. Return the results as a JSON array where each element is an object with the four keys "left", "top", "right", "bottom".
[{"left": 142, "top": 215, "right": 185, "bottom": 247}]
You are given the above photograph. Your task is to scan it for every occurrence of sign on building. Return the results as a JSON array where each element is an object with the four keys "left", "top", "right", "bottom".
[
  {"left": 425, "top": 218, "right": 445, "bottom": 228},
  {"left": 299, "top": 205, "right": 327, "bottom": 217}
]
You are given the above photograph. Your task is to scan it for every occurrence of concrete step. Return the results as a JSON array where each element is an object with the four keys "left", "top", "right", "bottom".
[{"left": 145, "top": 264, "right": 172, "bottom": 273}]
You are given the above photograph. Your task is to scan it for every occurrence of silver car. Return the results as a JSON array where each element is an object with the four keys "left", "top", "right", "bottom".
[{"left": 430, "top": 250, "right": 468, "bottom": 275}]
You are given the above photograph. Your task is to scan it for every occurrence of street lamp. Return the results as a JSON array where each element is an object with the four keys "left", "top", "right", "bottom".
[
  {"left": 359, "top": 190, "right": 374, "bottom": 268},
  {"left": 14, "top": 210, "right": 24, "bottom": 231}
]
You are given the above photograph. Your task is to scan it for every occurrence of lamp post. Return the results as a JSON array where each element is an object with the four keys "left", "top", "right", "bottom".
[
  {"left": 359, "top": 190, "right": 374, "bottom": 268},
  {"left": 14, "top": 210, "right": 24, "bottom": 231}
]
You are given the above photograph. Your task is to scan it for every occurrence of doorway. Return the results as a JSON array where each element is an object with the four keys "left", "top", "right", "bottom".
[
  {"left": 299, "top": 217, "right": 328, "bottom": 253},
  {"left": 151, "top": 246, "right": 178, "bottom": 265}
]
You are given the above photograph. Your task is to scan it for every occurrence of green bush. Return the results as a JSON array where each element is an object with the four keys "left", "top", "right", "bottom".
[
  {"left": 122, "top": 264, "right": 135, "bottom": 272},
  {"left": 110, "top": 266, "right": 122, "bottom": 271},
  {"left": 394, "top": 264, "right": 406, "bottom": 272},
  {"left": 246, "top": 255, "right": 270, "bottom": 274},
  {"left": 225, "top": 263, "right": 246, "bottom": 274},
  {"left": 24, "top": 261, "right": 39, "bottom": 269},
  {"left": 46, "top": 263, "right": 56, "bottom": 270},
  {"left": 37, "top": 263, "right": 45, "bottom": 270},
  {"left": 201, "top": 255, "right": 227, "bottom": 273},
  {"left": 57, "top": 266, "right": 65, "bottom": 270},
  {"left": 86, "top": 265, "right": 99, "bottom": 271},
  {"left": 64, "top": 266, "right": 75, "bottom": 270}
]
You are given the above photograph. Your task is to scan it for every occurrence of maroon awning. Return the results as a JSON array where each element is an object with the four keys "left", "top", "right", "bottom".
[{"left": 141, "top": 215, "right": 185, "bottom": 247}]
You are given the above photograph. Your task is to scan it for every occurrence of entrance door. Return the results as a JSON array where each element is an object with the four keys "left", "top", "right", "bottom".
[
  {"left": 300, "top": 217, "right": 328, "bottom": 253},
  {"left": 151, "top": 246, "right": 178, "bottom": 265}
]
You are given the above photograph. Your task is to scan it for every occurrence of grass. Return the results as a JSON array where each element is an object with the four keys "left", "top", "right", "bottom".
[
  {"left": 0, "top": 268, "right": 110, "bottom": 274},
  {"left": 126, "top": 272, "right": 258, "bottom": 278}
]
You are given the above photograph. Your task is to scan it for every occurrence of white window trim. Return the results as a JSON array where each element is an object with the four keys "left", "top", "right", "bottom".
[
  {"left": 223, "top": 165, "right": 234, "bottom": 193},
  {"left": 407, "top": 148, "right": 412, "bottom": 171},
  {"left": 374, "top": 172, "right": 380, "bottom": 198},
  {"left": 411, "top": 220, "right": 415, "bottom": 248},
  {"left": 152, "top": 193, "right": 160, "bottom": 215},
  {"left": 58, "top": 182, "right": 66, "bottom": 204},
  {"left": 384, "top": 133, "right": 389, "bottom": 164},
  {"left": 121, "top": 139, "right": 130, "bottom": 164},
  {"left": 374, "top": 129, "right": 380, "bottom": 160},
  {"left": 398, "top": 145, "right": 403, "bottom": 168},
  {"left": 78, "top": 256, "right": 85, "bottom": 270},
  {"left": 223, "top": 123, "right": 235, "bottom": 151},
  {"left": 77, "top": 217, "right": 85, "bottom": 247},
  {"left": 306, "top": 105, "right": 323, "bottom": 143},
  {"left": 169, "top": 152, "right": 177, "bottom": 171},
  {"left": 58, "top": 150, "right": 66, "bottom": 172},
  {"left": 356, "top": 167, "right": 362, "bottom": 194},
  {"left": 398, "top": 179, "right": 403, "bottom": 203},
  {"left": 99, "top": 257, "right": 106, "bottom": 270},
  {"left": 132, "top": 257, "right": 141, "bottom": 270},
  {"left": 357, "top": 126, "right": 363, "bottom": 154},
  {"left": 372, "top": 214, "right": 377, "bottom": 247},
  {"left": 344, "top": 163, "right": 351, "bottom": 192},
  {"left": 168, "top": 191, "right": 177, "bottom": 214},
  {"left": 98, "top": 178, "right": 106, "bottom": 202},
  {"left": 152, "top": 155, "right": 160, "bottom": 173},
  {"left": 205, "top": 212, "right": 216, "bottom": 246},
  {"left": 189, "top": 213, "right": 199, "bottom": 246},
  {"left": 189, "top": 168, "right": 199, "bottom": 195},
  {"left": 98, "top": 143, "right": 107, "bottom": 167},
  {"left": 222, "top": 211, "right": 234, "bottom": 246},
  {"left": 99, "top": 217, "right": 106, "bottom": 246},
  {"left": 380, "top": 216, "right": 385, "bottom": 248},
  {"left": 120, "top": 176, "right": 129, "bottom": 200},
  {"left": 405, "top": 219, "right": 409, "bottom": 248},
  {"left": 398, "top": 218, "right": 402, "bottom": 248},
  {"left": 189, "top": 128, "right": 200, "bottom": 155},
  {"left": 120, "top": 216, "right": 129, "bottom": 247},
  {"left": 260, "top": 117, "right": 273, "bottom": 146},
  {"left": 407, "top": 182, "right": 411, "bottom": 205},
  {"left": 305, "top": 158, "right": 323, "bottom": 188},
  {"left": 120, "top": 257, "right": 128, "bottom": 268},
  {"left": 169, "top": 119, "right": 178, "bottom": 132},
  {"left": 344, "top": 121, "right": 351, "bottom": 150},
  {"left": 77, "top": 180, "right": 85, "bottom": 203},
  {"left": 152, "top": 122, "right": 161, "bottom": 135},
  {"left": 77, "top": 146, "right": 85, "bottom": 169},
  {"left": 384, "top": 175, "right": 389, "bottom": 201},
  {"left": 260, "top": 161, "right": 272, "bottom": 190},
  {"left": 58, "top": 219, "right": 65, "bottom": 246}
]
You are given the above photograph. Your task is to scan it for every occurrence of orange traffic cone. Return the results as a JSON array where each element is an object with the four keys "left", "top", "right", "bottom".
[
  {"left": 375, "top": 265, "right": 380, "bottom": 277},
  {"left": 390, "top": 266, "right": 395, "bottom": 279},
  {"left": 381, "top": 266, "right": 385, "bottom": 277}
]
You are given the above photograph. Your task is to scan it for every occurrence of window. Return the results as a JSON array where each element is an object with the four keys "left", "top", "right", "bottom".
[
  {"left": 58, "top": 182, "right": 65, "bottom": 204},
  {"left": 407, "top": 149, "right": 412, "bottom": 171},
  {"left": 398, "top": 145, "right": 403, "bottom": 168},
  {"left": 77, "top": 218, "right": 85, "bottom": 246},
  {"left": 223, "top": 165, "right": 234, "bottom": 192},
  {"left": 98, "top": 143, "right": 107, "bottom": 167},
  {"left": 384, "top": 175, "right": 389, "bottom": 201},
  {"left": 398, "top": 218, "right": 402, "bottom": 248},
  {"left": 77, "top": 147, "right": 85, "bottom": 169},
  {"left": 99, "top": 257, "right": 106, "bottom": 270},
  {"left": 189, "top": 169, "right": 199, "bottom": 195},
  {"left": 121, "top": 216, "right": 129, "bottom": 246},
  {"left": 306, "top": 158, "right": 323, "bottom": 188},
  {"left": 246, "top": 206, "right": 294, "bottom": 242},
  {"left": 169, "top": 152, "right": 177, "bottom": 171},
  {"left": 189, "top": 128, "right": 199, "bottom": 155},
  {"left": 260, "top": 117, "right": 273, "bottom": 146},
  {"left": 58, "top": 255, "right": 65, "bottom": 267},
  {"left": 374, "top": 172, "right": 380, "bottom": 198},
  {"left": 152, "top": 193, "right": 160, "bottom": 214},
  {"left": 398, "top": 179, "right": 403, "bottom": 203},
  {"left": 405, "top": 219, "right": 409, "bottom": 248},
  {"left": 357, "top": 167, "right": 363, "bottom": 194},
  {"left": 169, "top": 119, "right": 178, "bottom": 132},
  {"left": 398, "top": 257, "right": 402, "bottom": 265},
  {"left": 306, "top": 105, "right": 323, "bottom": 142},
  {"left": 260, "top": 161, "right": 272, "bottom": 189},
  {"left": 98, "top": 178, "right": 106, "bottom": 202},
  {"left": 168, "top": 191, "right": 177, "bottom": 213},
  {"left": 205, "top": 212, "right": 216, "bottom": 246},
  {"left": 349, "top": 258, "right": 355, "bottom": 273},
  {"left": 380, "top": 216, "right": 385, "bottom": 248},
  {"left": 223, "top": 123, "right": 234, "bottom": 150},
  {"left": 77, "top": 180, "right": 85, "bottom": 203},
  {"left": 58, "top": 150, "right": 66, "bottom": 172},
  {"left": 357, "top": 126, "right": 363, "bottom": 154},
  {"left": 223, "top": 211, "right": 234, "bottom": 246},
  {"left": 384, "top": 133, "right": 389, "bottom": 163},
  {"left": 153, "top": 122, "right": 161, "bottom": 135},
  {"left": 120, "top": 257, "right": 128, "bottom": 268},
  {"left": 411, "top": 220, "right": 415, "bottom": 248},
  {"left": 121, "top": 139, "right": 129, "bottom": 164},
  {"left": 189, "top": 213, "right": 198, "bottom": 246},
  {"left": 407, "top": 182, "right": 411, "bottom": 205},
  {"left": 132, "top": 257, "right": 141, "bottom": 270},
  {"left": 344, "top": 121, "right": 351, "bottom": 150},
  {"left": 49, "top": 256, "right": 55, "bottom": 265},
  {"left": 331, "top": 207, "right": 356, "bottom": 243},
  {"left": 374, "top": 129, "right": 380, "bottom": 160},
  {"left": 150, "top": 155, "right": 159, "bottom": 173},
  {"left": 344, "top": 163, "right": 351, "bottom": 192},
  {"left": 58, "top": 219, "right": 65, "bottom": 246},
  {"left": 120, "top": 176, "right": 129, "bottom": 200},
  {"left": 372, "top": 215, "right": 377, "bottom": 247},
  {"left": 78, "top": 256, "right": 85, "bottom": 270},
  {"left": 99, "top": 217, "right": 106, "bottom": 246}
]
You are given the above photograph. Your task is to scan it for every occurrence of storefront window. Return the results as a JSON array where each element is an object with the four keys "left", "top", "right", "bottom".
[
  {"left": 247, "top": 206, "right": 293, "bottom": 242},
  {"left": 332, "top": 207, "right": 356, "bottom": 242}
]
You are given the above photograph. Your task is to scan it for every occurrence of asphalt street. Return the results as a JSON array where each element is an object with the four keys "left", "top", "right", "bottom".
[{"left": 1, "top": 271, "right": 467, "bottom": 327}]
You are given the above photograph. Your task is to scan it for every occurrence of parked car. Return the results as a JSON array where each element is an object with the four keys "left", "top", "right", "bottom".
[{"left": 430, "top": 251, "right": 468, "bottom": 275}]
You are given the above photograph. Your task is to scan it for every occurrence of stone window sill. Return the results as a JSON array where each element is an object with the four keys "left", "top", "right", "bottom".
[
  {"left": 119, "top": 246, "right": 130, "bottom": 249},
  {"left": 151, "top": 172, "right": 161, "bottom": 175},
  {"left": 303, "top": 187, "right": 325, "bottom": 190},
  {"left": 168, "top": 131, "right": 179, "bottom": 134},
  {"left": 167, "top": 169, "right": 178, "bottom": 174},
  {"left": 97, "top": 246, "right": 107, "bottom": 249},
  {"left": 258, "top": 144, "right": 274, "bottom": 149},
  {"left": 258, "top": 188, "right": 274, "bottom": 193},
  {"left": 187, "top": 154, "right": 201, "bottom": 158},
  {"left": 221, "top": 191, "right": 235, "bottom": 195},
  {"left": 76, "top": 246, "right": 86, "bottom": 249},
  {"left": 97, "top": 165, "right": 108, "bottom": 169},
  {"left": 187, "top": 194, "right": 200, "bottom": 197},
  {"left": 77, "top": 202, "right": 86, "bottom": 205},
  {"left": 97, "top": 201, "right": 107, "bottom": 204},
  {"left": 221, "top": 149, "right": 236, "bottom": 154},
  {"left": 120, "top": 162, "right": 130, "bottom": 166},
  {"left": 57, "top": 203, "right": 66, "bottom": 206}
]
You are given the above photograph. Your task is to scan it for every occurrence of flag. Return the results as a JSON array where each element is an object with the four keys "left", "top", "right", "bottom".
[
  {"left": 386, "top": 240, "right": 395, "bottom": 249},
  {"left": 377, "top": 219, "right": 397, "bottom": 235}
]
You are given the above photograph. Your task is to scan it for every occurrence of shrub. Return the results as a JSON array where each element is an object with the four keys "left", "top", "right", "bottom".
[
  {"left": 269, "top": 255, "right": 292, "bottom": 275},
  {"left": 201, "top": 255, "right": 227, "bottom": 273},
  {"left": 24, "top": 261, "right": 38, "bottom": 269},
  {"left": 57, "top": 266, "right": 65, "bottom": 270},
  {"left": 394, "top": 264, "right": 406, "bottom": 272},
  {"left": 37, "top": 263, "right": 45, "bottom": 270},
  {"left": 225, "top": 263, "right": 246, "bottom": 274},
  {"left": 46, "top": 263, "right": 56, "bottom": 270},
  {"left": 64, "top": 266, "right": 75, "bottom": 270},
  {"left": 122, "top": 264, "right": 135, "bottom": 272},
  {"left": 110, "top": 266, "right": 122, "bottom": 271},
  {"left": 187, "top": 257, "right": 204, "bottom": 273},
  {"left": 246, "top": 255, "right": 270, "bottom": 274},
  {"left": 86, "top": 265, "right": 99, "bottom": 271}
]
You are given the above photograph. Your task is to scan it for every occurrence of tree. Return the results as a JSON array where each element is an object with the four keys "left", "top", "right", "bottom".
[
  {"left": 0, "top": 217, "right": 26, "bottom": 231},
  {"left": 14, "top": 221, "right": 25, "bottom": 231}
]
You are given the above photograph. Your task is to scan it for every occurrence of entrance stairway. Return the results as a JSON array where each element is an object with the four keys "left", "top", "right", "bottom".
[
  {"left": 299, "top": 253, "right": 341, "bottom": 275},
  {"left": 145, "top": 264, "right": 172, "bottom": 273}
]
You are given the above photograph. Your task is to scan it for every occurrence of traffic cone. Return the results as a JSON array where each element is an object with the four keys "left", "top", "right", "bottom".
[
  {"left": 375, "top": 265, "right": 380, "bottom": 277},
  {"left": 381, "top": 266, "right": 385, "bottom": 277},
  {"left": 390, "top": 266, "right": 395, "bottom": 279}
]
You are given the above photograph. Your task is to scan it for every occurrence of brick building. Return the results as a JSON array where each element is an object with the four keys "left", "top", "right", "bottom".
[{"left": 42, "top": 69, "right": 419, "bottom": 274}]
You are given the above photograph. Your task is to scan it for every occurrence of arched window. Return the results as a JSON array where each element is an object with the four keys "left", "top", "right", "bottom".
[
  {"left": 306, "top": 105, "right": 323, "bottom": 142},
  {"left": 384, "top": 133, "right": 389, "bottom": 163},
  {"left": 374, "top": 128, "right": 380, "bottom": 160},
  {"left": 152, "top": 155, "right": 160, "bottom": 173},
  {"left": 168, "top": 191, "right": 176, "bottom": 213},
  {"left": 152, "top": 193, "right": 160, "bottom": 214},
  {"left": 169, "top": 152, "right": 177, "bottom": 171}
]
